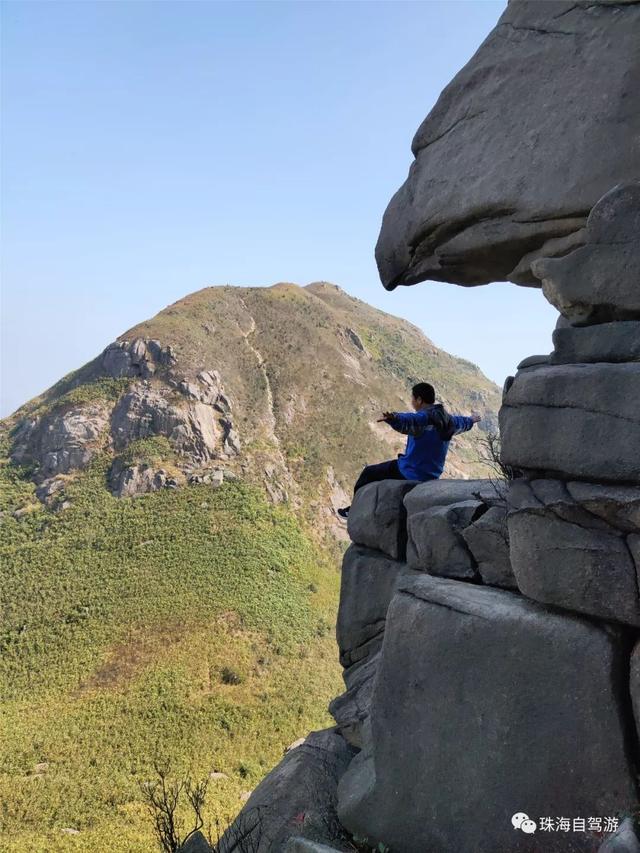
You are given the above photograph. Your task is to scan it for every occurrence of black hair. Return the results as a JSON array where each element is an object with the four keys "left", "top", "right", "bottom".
[{"left": 412, "top": 382, "right": 436, "bottom": 405}]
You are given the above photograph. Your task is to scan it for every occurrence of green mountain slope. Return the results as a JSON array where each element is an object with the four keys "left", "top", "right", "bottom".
[{"left": 0, "top": 282, "right": 500, "bottom": 852}]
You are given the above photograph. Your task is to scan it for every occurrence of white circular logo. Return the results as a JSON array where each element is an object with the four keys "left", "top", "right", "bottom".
[{"left": 512, "top": 812, "right": 537, "bottom": 834}]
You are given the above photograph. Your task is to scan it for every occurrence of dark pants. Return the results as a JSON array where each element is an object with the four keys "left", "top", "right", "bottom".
[{"left": 353, "top": 458, "right": 405, "bottom": 497}]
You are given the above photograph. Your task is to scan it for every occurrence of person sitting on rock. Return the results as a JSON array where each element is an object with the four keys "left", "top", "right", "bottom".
[{"left": 337, "top": 382, "right": 481, "bottom": 518}]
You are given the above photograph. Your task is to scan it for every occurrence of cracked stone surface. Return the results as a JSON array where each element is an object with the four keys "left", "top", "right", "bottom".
[
  {"left": 404, "top": 478, "right": 505, "bottom": 515},
  {"left": 337, "top": 575, "right": 638, "bottom": 853},
  {"left": 406, "top": 500, "right": 482, "bottom": 579},
  {"left": 329, "top": 651, "right": 381, "bottom": 749},
  {"left": 10, "top": 403, "right": 109, "bottom": 478},
  {"left": 336, "top": 545, "right": 413, "bottom": 668},
  {"left": 507, "top": 479, "right": 640, "bottom": 626},
  {"left": 461, "top": 504, "right": 516, "bottom": 590},
  {"left": 552, "top": 320, "right": 640, "bottom": 365},
  {"left": 217, "top": 728, "right": 356, "bottom": 853},
  {"left": 375, "top": 1, "right": 640, "bottom": 289},
  {"left": 347, "top": 480, "right": 418, "bottom": 560},
  {"left": 534, "top": 183, "right": 640, "bottom": 324},
  {"left": 101, "top": 337, "right": 176, "bottom": 379},
  {"left": 111, "top": 384, "right": 221, "bottom": 461},
  {"left": 499, "top": 362, "right": 640, "bottom": 482}
]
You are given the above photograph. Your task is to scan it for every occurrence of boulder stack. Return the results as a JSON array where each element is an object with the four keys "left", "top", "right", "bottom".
[{"left": 221, "top": 1, "right": 640, "bottom": 848}]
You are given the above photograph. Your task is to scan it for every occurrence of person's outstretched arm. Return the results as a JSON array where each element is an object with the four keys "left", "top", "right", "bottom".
[
  {"left": 378, "top": 410, "right": 431, "bottom": 436},
  {"left": 451, "top": 412, "right": 481, "bottom": 434}
]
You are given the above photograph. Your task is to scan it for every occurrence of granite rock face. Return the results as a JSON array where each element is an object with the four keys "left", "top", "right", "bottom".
[
  {"left": 499, "top": 362, "right": 640, "bottom": 483},
  {"left": 406, "top": 500, "right": 482, "bottom": 579},
  {"left": 108, "top": 458, "right": 170, "bottom": 498},
  {"left": 534, "top": 183, "right": 640, "bottom": 325},
  {"left": 346, "top": 480, "right": 418, "bottom": 560},
  {"left": 111, "top": 384, "right": 220, "bottom": 461},
  {"left": 403, "top": 478, "right": 505, "bottom": 515},
  {"left": 336, "top": 545, "right": 410, "bottom": 668},
  {"left": 551, "top": 321, "right": 640, "bottom": 366},
  {"left": 10, "top": 403, "right": 109, "bottom": 479},
  {"left": 332, "top": 545, "right": 416, "bottom": 747},
  {"left": 462, "top": 504, "right": 516, "bottom": 589},
  {"left": 508, "top": 479, "right": 640, "bottom": 626},
  {"left": 329, "top": 651, "right": 380, "bottom": 750},
  {"left": 217, "top": 729, "right": 356, "bottom": 853},
  {"left": 101, "top": 338, "right": 176, "bottom": 379},
  {"left": 375, "top": 2, "right": 640, "bottom": 290},
  {"left": 337, "top": 575, "right": 638, "bottom": 853}
]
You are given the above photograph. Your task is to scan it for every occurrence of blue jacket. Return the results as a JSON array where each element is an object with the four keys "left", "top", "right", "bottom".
[{"left": 387, "top": 404, "right": 476, "bottom": 481}]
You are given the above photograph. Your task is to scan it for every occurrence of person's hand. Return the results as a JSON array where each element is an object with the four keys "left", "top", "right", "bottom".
[
  {"left": 377, "top": 411, "right": 394, "bottom": 423},
  {"left": 470, "top": 411, "right": 482, "bottom": 424}
]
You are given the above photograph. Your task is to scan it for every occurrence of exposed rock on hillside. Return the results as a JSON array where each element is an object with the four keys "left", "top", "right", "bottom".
[
  {"left": 111, "top": 384, "right": 222, "bottom": 460},
  {"left": 376, "top": 1, "right": 640, "bottom": 289},
  {"left": 101, "top": 338, "right": 177, "bottom": 378},
  {"left": 11, "top": 403, "right": 110, "bottom": 478},
  {"left": 4, "top": 284, "right": 499, "bottom": 508}
]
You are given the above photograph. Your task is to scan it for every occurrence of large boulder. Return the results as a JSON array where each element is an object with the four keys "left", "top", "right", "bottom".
[
  {"left": 217, "top": 729, "right": 356, "bottom": 853},
  {"left": 461, "top": 504, "right": 516, "bottom": 590},
  {"left": 346, "top": 480, "right": 417, "bottom": 560},
  {"left": 108, "top": 458, "right": 169, "bottom": 497},
  {"left": 500, "top": 362, "right": 640, "bottom": 482},
  {"left": 337, "top": 576, "right": 638, "bottom": 853},
  {"left": 101, "top": 337, "right": 176, "bottom": 379},
  {"left": 336, "top": 545, "right": 411, "bottom": 668},
  {"left": 406, "top": 500, "right": 482, "bottom": 580},
  {"left": 329, "top": 651, "right": 380, "bottom": 749},
  {"left": 552, "top": 321, "right": 640, "bottom": 366},
  {"left": 375, "top": 1, "right": 640, "bottom": 290},
  {"left": 534, "top": 183, "right": 640, "bottom": 325},
  {"left": 404, "top": 478, "right": 504, "bottom": 515},
  {"left": 508, "top": 479, "right": 640, "bottom": 626}
]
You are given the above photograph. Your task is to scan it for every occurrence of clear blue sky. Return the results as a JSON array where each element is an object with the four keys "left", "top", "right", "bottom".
[{"left": 1, "top": 0, "right": 558, "bottom": 417}]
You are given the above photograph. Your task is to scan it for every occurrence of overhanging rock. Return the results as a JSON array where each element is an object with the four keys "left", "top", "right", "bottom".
[{"left": 375, "top": 0, "right": 640, "bottom": 289}]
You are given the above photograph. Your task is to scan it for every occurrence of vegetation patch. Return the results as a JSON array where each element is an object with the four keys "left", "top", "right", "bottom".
[{"left": 0, "top": 454, "right": 342, "bottom": 852}]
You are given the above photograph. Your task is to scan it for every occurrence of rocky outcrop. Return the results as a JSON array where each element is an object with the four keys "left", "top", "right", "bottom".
[
  {"left": 224, "top": 172, "right": 640, "bottom": 849},
  {"left": 10, "top": 346, "right": 242, "bottom": 500},
  {"left": 499, "top": 361, "right": 640, "bottom": 483},
  {"left": 10, "top": 403, "right": 110, "bottom": 479},
  {"left": 101, "top": 338, "right": 176, "bottom": 379},
  {"left": 338, "top": 576, "right": 637, "bottom": 853},
  {"left": 533, "top": 183, "right": 640, "bottom": 325},
  {"left": 508, "top": 479, "right": 640, "bottom": 626},
  {"left": 111, "top": 385, "right": 220, "bottom": 460},
  {"left": 108, "top": 458, "right": 175, "bottom": 497},
  {"left": 375, "top": 2, "right": 640, "bottom": 289},
  {"left": 346, "top": 480, "right": 417, "bottom": 560},
  {"left": 281, "top": 6, "right": 640, "bottom": 850},
  {"left": 551, "top": 320, "right": 640, "bottom": 366},
  {"left": 331, "top": 536, "right": 418, "bottom": 748},
  {"left": 216, "top": 729, "right": 356, "bottom": 853}
]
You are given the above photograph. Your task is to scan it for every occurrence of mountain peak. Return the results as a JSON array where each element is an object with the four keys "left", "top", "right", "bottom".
[{"left": 3, "top": 282, "right": 500, "bottom": 511}]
